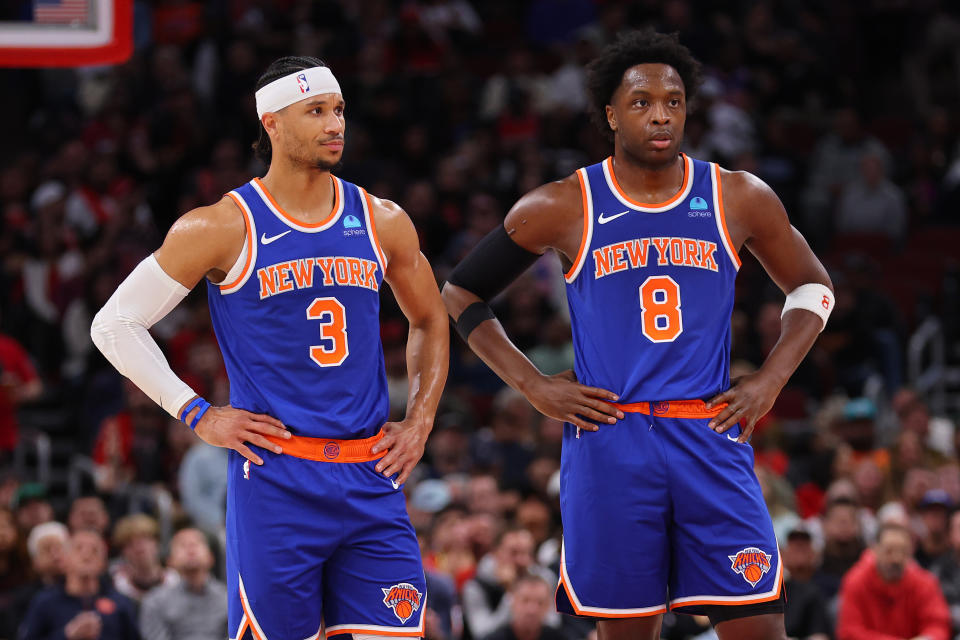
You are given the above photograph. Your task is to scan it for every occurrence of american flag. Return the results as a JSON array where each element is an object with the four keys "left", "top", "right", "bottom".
[{"left": 33, "top": 0, "right": 89, "bottom": 24}]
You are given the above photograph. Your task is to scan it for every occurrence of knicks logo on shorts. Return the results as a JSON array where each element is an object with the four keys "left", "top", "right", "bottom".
[
  {"left": 728, "top": 547, "right": 772, "bottom": 587},
  {"left": 652, "top": 401, "right": 670, "bottom": 416},
  {"left": 323, "top": 442, "right": 340, "bottom": 460},
  {"left": 382, "top": 583, "right": 422, "bottom": 623}
]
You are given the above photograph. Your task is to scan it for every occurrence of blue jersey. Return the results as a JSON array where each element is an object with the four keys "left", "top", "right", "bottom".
[
  {"left": 563, "top": 154, "right": 741, "bottom": 402},
  {"left": 206, "top": 176, "right": 389, "bottom": 440}
]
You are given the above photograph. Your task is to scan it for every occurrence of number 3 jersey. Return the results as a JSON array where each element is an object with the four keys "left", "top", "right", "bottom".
[
  {"left": 206, "top": 176, "right": 389, "bottom": 440},
  {"left": 563, "top": 154, "right": 741, "bottom": 402}
]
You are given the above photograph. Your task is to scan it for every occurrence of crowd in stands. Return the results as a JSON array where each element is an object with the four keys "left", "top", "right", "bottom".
[{"left": 2, "top": 1, "right": 960, "bottom": 639}]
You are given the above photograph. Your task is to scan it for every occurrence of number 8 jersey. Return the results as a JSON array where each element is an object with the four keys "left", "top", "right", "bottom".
[
  {"left": 206, "top": 176, "right": 389, "bottom": 440},
  {"left": 563, "top": 154, "right": 741, "bottom": 402}
]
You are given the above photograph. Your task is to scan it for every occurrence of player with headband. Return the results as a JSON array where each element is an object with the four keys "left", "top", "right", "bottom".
[{"left": 91, "top": 56, "right": 448, "bottom": 639}]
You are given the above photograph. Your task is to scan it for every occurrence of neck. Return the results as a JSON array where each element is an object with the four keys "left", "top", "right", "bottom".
[
  {"left": 512, "top": 623, "right": 539, "bottom": 640},
  {"left": 65, "top": 573, "right": 99, "bottom": 597},
  {"left": 260, "top": 160, "right": 335, "bottom": 223},
  {"left": 611, "top": 144, "right": 684, "bottom": 202},
  {"left": 180, "top": 569, "right": 208, "bottom": 592}
]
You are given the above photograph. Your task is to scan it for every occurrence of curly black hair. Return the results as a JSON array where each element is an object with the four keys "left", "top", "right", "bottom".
[
  {"left": 585, "top": 31, "right": 702, "bottom": 141},
  {"left": 252, "top": 56, "right": 328, "bottom": 165}
]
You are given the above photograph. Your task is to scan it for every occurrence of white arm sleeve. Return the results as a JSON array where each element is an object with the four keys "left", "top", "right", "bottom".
[{"left": 90, "top": 255, "right": 197, "bottom": 418}]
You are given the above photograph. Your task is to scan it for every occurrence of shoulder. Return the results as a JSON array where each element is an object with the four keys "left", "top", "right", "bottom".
[
  {"left": 507, "top": 173, "right": 583, "bottom": 220},
  {"left": 364, "top": 192, "right": 409, "bottom": 229},
  {"left": 715, "top": 167, "right": 780, "bottom": 207},
  {"left": 168, "top": 196, "right": 246, "bottom": 239}
]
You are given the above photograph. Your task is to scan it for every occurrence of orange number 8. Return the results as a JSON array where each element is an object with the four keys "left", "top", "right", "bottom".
[
  {"left": 307, "top": 297, "right": 349, "bottom": 367},
  {"left": 639, "top": 276, "right": 683, "bottom": 342}
]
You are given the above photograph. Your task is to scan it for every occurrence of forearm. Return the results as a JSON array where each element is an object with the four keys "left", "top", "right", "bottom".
[
  {"left": 757, "top": 310, "right": 823, "bottom": 390},
  {"left": 404, "top": 309, "right": 449, "bottom": 425},
  {"left": 442, "top": 283, "right": 543, "bottom": 394}
]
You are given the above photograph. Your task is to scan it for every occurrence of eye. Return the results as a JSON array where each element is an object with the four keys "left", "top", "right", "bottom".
[
  {"left": 313, "top": 107, "right": 322, "bottom": 115},
  {"left": 335, "top": 106, "right": 344, "bottom": 116},
  {"left": 635, "top": 99, "right": 648, "bottom": 108},
  {"left": 670, "top": 99, "right": 681, "bottom": 107}
]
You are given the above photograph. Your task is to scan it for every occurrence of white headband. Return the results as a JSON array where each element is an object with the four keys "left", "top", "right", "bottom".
[{"left": 255, "top": 66, "right": 342, "bottom": 120}]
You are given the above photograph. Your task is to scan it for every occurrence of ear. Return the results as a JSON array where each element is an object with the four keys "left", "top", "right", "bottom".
[
  {"left": 605, "top": 105, "right": 617, "bottom": 132},
  {"left": 261, "top": 112, "right": 279, "bottom": 137}
]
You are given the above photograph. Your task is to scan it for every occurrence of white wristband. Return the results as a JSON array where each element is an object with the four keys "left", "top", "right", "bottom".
[
  {"left": 90, "top": 255, "right": 197, "bottom": 418},
  {"left": 781, "top": 283, "right": 834, "bottom": 332}
]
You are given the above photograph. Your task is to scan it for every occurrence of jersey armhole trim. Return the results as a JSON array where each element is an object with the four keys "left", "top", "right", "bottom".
[
  {"left": 219, "top": 192, "right": 258, "bottom": 293},
  {"left": 359, "top": 187, "right": 388, "bottom": 274},
  {"left": 711, "top": 164, "right": 741, "bottom": 270},
  {"left": 564, "top": 168, "right": 594, "bottom": 283}
]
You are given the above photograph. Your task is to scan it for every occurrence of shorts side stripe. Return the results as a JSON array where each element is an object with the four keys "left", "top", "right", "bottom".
[
  {"left": 238, "top": 574, "right": 268, "bottom": 640},
  {"left": 559, "top": 542, "right": 666, "bottom": 618}
]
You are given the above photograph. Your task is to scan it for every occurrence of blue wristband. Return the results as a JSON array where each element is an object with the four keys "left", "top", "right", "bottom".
[
  {"left": 178, "top": 397, "right": 205, "bottom": 422},
  {"left": 189, "top": 401, "right": 211, "bottom": 430}
]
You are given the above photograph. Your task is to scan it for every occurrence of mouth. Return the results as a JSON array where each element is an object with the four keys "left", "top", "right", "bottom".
[
  {"left": 320, "top": 139, "right": 344, "bottom": 151},
  {"left": 649, "top": 132, "right": 673, "bottom": 150}
]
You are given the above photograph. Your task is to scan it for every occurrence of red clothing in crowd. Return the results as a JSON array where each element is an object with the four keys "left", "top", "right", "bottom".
[
  {"left": 837, "top": 550, "right": 951, "bottom": 640},
  {"left": 0, "top": 334, "right": 39, "bottom": 451}
]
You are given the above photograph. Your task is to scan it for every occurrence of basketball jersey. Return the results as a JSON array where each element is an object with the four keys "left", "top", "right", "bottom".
[
  {"left": 206, "top": 176, "right": 389, "bottom": 440},
  {"left": 564, "top": 154, "right": 741, "bottom": 402}
]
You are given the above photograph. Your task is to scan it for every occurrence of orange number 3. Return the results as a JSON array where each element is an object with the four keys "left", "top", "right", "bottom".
[
  {"left": 307, "top": 297, "right": 349, "bottom": 367},
  {"left": 639, "top": 276, "right": 683, "bottom": 342}
]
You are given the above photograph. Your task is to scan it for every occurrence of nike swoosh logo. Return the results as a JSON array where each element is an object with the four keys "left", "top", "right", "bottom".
[
  {"left": 727, "top": 433, "right": 741, "bottom": 442},
  {"left": 597, "top": 210, "right": 629, "bottom": 224},
  {"left": 391, "top": 479, "right": 400, "bottom": 490},
  {"left": 261, "top": 230, "right": 292, "bottom": 245}
]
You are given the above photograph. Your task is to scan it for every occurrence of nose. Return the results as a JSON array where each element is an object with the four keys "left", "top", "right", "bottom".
[
  {"left": 324, "top": 112, "right": 344, "bottom": 134},
  {"left": 651, "top": 102, "right": 670, "bottom": 125}
]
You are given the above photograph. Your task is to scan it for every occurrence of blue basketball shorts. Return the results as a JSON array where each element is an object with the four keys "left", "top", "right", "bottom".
[
  {"left": 225, "top": 431, "right": 426, "bottom": 639},
  {"left": 555, "top": 400, "right": 782, "bottom": 618}
]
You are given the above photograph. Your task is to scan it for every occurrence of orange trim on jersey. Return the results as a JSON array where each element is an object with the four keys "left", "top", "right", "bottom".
[
  {"left": 264, "top": 430, "right": 387, "bottom": 463},
  {"left": 220, "top": 192, "right": 254, "bottom": 291},
  {"left": 613, "top": 399, "right": 726, "bottom": 419},
  {"left": 605, "top": 154, "right": 689, "bottom": 208},
  {"left": 564, "top": 170, "right": 591, "bottom": 280},
  {"left": 671, "top": 571, "right": 783, "bottom": 609},
  {"left": 253, "top": 176, "right": 340, "bottom": 228},
  {"left": 236, "top": 619, "right": 249, "bottom": 640},
  {"left": 713, "top": 164, "right": 741, "bottom": 268},
  {"left": 559, "top": 570, "right": 666, "bottom": 618},
  {"left": 361, "top": 187, "right": 388, "bottom": 269},
  {"left": 239, "top": 591, "right": 265, "bottom": 640}
]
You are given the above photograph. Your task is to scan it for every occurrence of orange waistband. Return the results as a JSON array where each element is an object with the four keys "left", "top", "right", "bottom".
[
  {"left": 612, "top": 399, "right": 726, "bottom": 419},
  {"left": 265, "top": 430, "right": 386, "bottom": 463}
]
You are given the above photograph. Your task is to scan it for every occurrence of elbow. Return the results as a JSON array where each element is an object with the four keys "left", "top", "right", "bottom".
[
  {"left": 89, "top": 307, "right": 109, "bottom": 355},
  {"left": 440, "top": 281, "right": 480, "bottom": 320}
]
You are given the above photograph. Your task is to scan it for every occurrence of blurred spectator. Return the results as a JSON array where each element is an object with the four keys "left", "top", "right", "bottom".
[
  {"left": 109, "top": 515, "right": 177, "bottom": 603},
  {"left": 803, "top": 107, "right": 891, "bottom": 237},
  {"left": 139, "top": 528, "right": 226, "bottom": 640},
  {"left": 20, "top": 530, "right": 139, "bottom": 640},
  {"left": 0, "top": 323, "right": 41, "bottom": 456},
  {"left": 462, "top": 526, "right": 557, "bottom": 639},
  {"left": 931, "top": 510, "right": 960, "bottom": 635},
  {"left": 782, "top": 527, "right": 830, "bottom": 640},
  {"left": 5, "top": 521, "right": 70, "bottom": 637},
  {"left": 915, "top": 489, "right": 953, "bottom": 568},
  {"left": 0, "top": 506, "right": 31, "bottom": 636},
  {"left": 480, "top": 573, "right": 565, "bottom": 640},
  {"left": 836, "top": 522, "right": 950, "bottom": 640},
  {"left": 814, "top": 498, "right": 865, "bottom": 605},
  {"left": 176, "top": 438, "right": 227, "bottom": 537},
  {"left": 471, "top": 389, "right": 536, "bottom": 492},
  {"left": 68, "top": 495, "right": 111, "bottom": 537},
  {"left": 13, "top": 482, "right": 54, "bottom": 534},
  {"left": 835, "top": 151, "right": 908, "bottom": 242}
]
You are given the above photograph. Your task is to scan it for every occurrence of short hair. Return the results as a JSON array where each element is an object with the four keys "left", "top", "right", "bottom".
[
  {"left": 112, "top": 514, "right": 158, "bottom": 549},
  {"left": 252, "top": 56, "right": 328, "bottom": 165},
  {"left": 876, "top": 521, "right": 913, "bottom": 545},
  {"left": 27, "top": 521, "right": 68, "bottom": 558},
  {"left": 585, "top": 30, "right": 702, "bottom": 141}
]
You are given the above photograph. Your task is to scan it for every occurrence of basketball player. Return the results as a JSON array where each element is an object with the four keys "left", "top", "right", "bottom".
[
  {"left": 91, "top": 56, "right": 448, "bottom": 639},
  {"left": 442, "top": 32, "right": 833, "bottom": 640}
]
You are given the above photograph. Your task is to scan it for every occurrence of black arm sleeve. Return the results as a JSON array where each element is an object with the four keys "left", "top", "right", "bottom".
[{"left": 446, "top": 224, "right": 542, "bottom": 302}]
